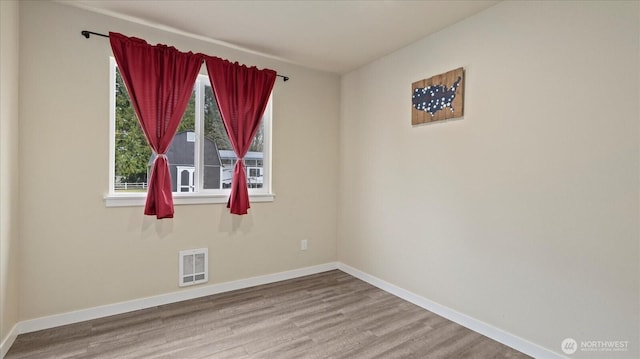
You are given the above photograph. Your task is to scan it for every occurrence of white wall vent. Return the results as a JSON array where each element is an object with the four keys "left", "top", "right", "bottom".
[{"left": 179, "top": 248, "right": 208, "bottom": 287}]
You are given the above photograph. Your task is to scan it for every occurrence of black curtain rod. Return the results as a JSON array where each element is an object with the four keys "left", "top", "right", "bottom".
[{"left": 81, "top": 30, "right": 290, "bottom": 82}]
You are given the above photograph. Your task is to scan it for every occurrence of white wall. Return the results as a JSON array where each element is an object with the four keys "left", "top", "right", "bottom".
[
  {"left": 17, "top": 1, "right": 339, "bottom": 320},
  {"left": 0, "top": 0, "right": 20, "bottom": 348},
  {"left": 339, "top": 1, "right": 639, "bottom": 358}
]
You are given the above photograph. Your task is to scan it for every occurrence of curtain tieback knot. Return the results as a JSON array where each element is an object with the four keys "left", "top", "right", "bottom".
[{"left": 156, "top": 153, "right": 168, "bottom": 160}]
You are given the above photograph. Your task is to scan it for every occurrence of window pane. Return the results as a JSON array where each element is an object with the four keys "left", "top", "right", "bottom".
[
  {"left": 172, "top": 90, "right": 196, "bottom": 193},
  {"left": 114, "top": 68, "right": 150, "bottom": 193},
  {"left": 203, "top": 84, "right": 264, "bottom": 190},
  {"left": 112, "top": 67, "right": 268, "bottom": 195},
  {"left": 113, "top": 67, "right": 198, "bottom": 194},
  {"left": 203, "top": 84, "right": 227, "bottom": 189}
]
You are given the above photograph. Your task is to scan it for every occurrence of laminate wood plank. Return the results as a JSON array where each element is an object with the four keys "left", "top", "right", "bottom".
[
  {"left": 6, "top": 270, "right": 531, "bottom": 359},
  {"left": 374, "top": 322, "right": 478, "bottom": 359},
  {"left": 332, "top": 319, "right": 436, "bottom": 359}
]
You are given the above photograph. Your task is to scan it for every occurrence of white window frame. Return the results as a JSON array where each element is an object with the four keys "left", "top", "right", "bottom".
[{"left": 105, "top": 58, "right": 274, "bottom": 207}]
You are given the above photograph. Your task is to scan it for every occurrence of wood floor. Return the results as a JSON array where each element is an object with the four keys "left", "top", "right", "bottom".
[{"left": 6, "top": 270, "right": 531, "bottom": 359}]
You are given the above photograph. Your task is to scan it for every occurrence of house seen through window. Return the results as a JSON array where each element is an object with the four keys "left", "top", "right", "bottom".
[{"left": 110, "top": 60, "right": 271, "bottom": 196}]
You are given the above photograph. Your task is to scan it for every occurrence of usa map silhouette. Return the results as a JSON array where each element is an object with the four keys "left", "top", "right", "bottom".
[{"left": 412, "top": 76, "right": 462, "bottom": 116}]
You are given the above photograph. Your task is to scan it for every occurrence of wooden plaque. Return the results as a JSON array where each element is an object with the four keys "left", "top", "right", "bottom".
[{"left": 411, "top": 67, "right": 464, "bottom": 125}]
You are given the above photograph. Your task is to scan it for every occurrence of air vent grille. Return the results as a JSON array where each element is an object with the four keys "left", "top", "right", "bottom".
[{"left": 179, "top": 248, "right": 208, "bottom": 287}]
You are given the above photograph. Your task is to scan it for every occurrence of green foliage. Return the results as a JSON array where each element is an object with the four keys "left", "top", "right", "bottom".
[
  {"left": 113, "top": 71, "right": 264, "bottom": 184},
  {"left": 177, "top": 89, "right": 195, "bottom": 134},
  {"left": 203, "top": 85, "right": 232, "bottom": 150},
  {"left": 114, "top": 69, "right": 151, "bottom": 183}
]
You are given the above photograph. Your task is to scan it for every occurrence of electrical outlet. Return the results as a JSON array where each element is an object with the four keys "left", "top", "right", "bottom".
[{"left": 301, "top": 239, "right": 308, "bottom": 251}]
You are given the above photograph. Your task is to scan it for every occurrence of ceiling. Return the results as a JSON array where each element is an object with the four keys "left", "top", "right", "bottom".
[{"left": 58, "top": 0, "right": 500, "bottom": 74}]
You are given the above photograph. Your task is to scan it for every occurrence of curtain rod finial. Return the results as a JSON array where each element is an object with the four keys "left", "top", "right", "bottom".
[{"left": 81, "top": 30, "right": 109, "bottom": 39}]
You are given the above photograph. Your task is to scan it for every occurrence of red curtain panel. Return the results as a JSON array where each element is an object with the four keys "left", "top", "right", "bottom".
[
  {"left": 110, "top": 32, "right": 203, "bottom": 219},
  {"left": 204, "top": 56, "right": 276, "bottom": 215}
]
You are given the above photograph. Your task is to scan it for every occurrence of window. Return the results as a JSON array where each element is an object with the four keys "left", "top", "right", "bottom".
[{"left": 106, "top": 58, "right": 273, "bottom": 207}]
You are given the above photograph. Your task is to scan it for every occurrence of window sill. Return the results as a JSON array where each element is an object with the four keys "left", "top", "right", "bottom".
[{"left": 104, "top": 192, "right": 275, "bottom": 207}]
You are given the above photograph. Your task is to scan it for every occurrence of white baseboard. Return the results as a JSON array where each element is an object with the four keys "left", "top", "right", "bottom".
[
  {"left": 6, "top": 262, "right": 564, "bottom": 359},
  {"left": 337, "top": 263, "right": 566, "bottom": 359},
  {"left": 15, "top": 262, "right": 339, "bottom": 336},
  {"left": 0, "top": 323, "right": 18, "bottom": 359}
]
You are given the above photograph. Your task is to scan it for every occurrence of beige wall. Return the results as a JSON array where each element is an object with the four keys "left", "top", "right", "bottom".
[
  {"left": 0, "top": 0, "right": 20, "bottom": 346},
  {"left": 17, "top": 1, "right": 339, "bottom": 320},
  {"left": 8, "top": 0, "right": 640, "bottom": 357},
  {"left": 339, "top": 1, "right": 639, "bottom": 357}
]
